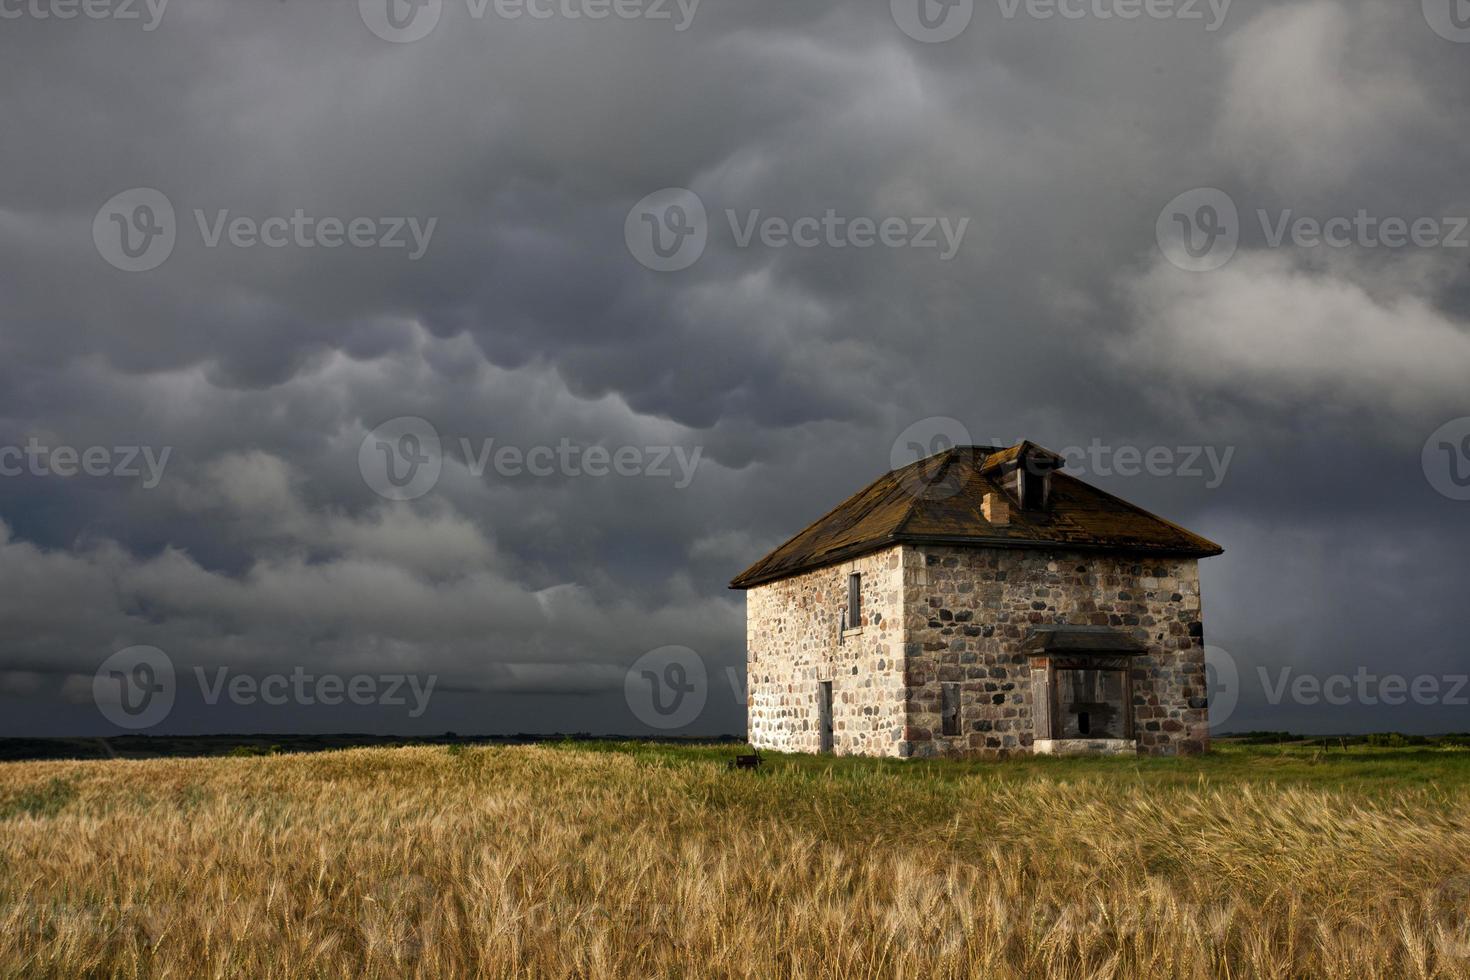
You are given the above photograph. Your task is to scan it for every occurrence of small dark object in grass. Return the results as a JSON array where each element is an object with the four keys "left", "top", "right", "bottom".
[{"left": 728, "top": 752, "right": 762, "bottom": 770}]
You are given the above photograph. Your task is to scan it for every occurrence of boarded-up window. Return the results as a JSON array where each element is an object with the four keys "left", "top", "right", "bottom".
[
  {"left": 847, "top": 573, "right": 862, "bottom": 628},
  {"left": 941, "top": 683, "right": 961, "bottom": 736}
]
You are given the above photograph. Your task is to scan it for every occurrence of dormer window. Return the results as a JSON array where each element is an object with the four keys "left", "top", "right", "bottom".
[
  {"left": 1021, "top": 464, "right": 1048, "bottom": 510},
  {"left": 1001, "top": 443, "right": 1061, "bottom": 510}
]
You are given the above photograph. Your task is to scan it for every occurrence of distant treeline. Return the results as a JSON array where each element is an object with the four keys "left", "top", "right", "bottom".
[{"left": 1221, "top": 731, "right": 1470, "bottom": 747}]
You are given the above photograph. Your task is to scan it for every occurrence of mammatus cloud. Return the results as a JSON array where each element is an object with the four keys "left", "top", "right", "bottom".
[{"left": 0, "top": 0, "right": 1467, "bottom": 735}]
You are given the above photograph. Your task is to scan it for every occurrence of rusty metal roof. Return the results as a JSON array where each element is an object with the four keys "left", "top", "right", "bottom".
[{"left": 729, "top": 444, "right": 1223, "bottom": 589}]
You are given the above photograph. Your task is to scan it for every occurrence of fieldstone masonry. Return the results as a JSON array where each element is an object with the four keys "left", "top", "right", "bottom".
[
  {"left": 745, "top": 543, "right": 1208, "bottom": 758},
  {"left": 744, "top": 549, "right": 907, "bottom": 756}
]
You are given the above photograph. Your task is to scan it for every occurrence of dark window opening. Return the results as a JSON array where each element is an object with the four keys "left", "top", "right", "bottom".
[
  {"left": 941, "top": 683, "right": 961, "bottom": 737},
  {"left": 847, "top": 573, "right": 861, "bottom": 628},
  {"left": 817, "top": 681, "right": 834, "bottom": 754},
  {"left": 1055, "top": 668, "right": 1126, "bottom": 739},
  {"left": 1022, "top": 469, "right": 1043, "bottom": 509}
]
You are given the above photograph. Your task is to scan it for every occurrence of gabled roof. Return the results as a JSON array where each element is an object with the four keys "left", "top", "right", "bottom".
[{"left": 729, "top": 443, "right": 1223, "bottom": 589}]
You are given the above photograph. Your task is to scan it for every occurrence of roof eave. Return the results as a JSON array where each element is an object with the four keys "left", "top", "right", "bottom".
[{"left": 728, "top": 533, "right": 1223, "bottom": 590}]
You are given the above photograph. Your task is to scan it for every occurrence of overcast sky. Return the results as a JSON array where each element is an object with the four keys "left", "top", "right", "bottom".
[{"left": 1, "top": 0, "right": 1468, "bottom": 739}]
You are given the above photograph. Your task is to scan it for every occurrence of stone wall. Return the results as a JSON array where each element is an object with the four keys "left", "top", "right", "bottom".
[
  {"left": 900, "top": 544, "right": 1206, "bottom": 758},
  {"left": 743, "top": 543, "right": 1209, "bottom": 758},
  {"left": 744, "top": 546, "right": 907, "bottom": 755}
]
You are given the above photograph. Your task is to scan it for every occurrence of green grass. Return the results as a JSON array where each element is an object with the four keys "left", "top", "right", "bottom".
[{"left": 554, "top": 737, "right": 1470, "bottom": 793}]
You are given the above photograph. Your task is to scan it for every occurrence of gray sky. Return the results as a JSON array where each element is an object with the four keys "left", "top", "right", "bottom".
[{"left": 2, "top": 0, "right": 1469, "bottom": 738}]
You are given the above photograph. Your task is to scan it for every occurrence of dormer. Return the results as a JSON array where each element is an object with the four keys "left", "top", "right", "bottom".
[{"left": 986, "top": 441, "right": 1063, "bottom": 511}]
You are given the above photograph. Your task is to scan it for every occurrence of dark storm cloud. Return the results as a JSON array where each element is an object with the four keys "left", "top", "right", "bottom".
[{"left": 0, "top": 0, "right": 1468, "bottom": 736}]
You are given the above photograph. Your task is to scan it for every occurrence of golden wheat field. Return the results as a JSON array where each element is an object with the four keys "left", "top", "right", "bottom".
[{"left": 3, "top": 741, "right": 1470, "bottom": 979}]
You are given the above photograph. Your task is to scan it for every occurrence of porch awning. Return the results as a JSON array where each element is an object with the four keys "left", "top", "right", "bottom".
[{"left": 1021, "top": 625, "right": 1146, "bottom": 655}]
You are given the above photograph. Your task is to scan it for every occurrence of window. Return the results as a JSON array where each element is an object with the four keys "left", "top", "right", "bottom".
[
  {"left": 1054, "top": 668, "right": 1128, "bottom": 739},
  {"left": 941, "top": 683, "right": 961, "bottom": 736},
  {"left": 847, "top": 573, "right": 861, "bottom": 629},
  {"left": 817, "top": 681, "right": 834, "bottom": 753}
]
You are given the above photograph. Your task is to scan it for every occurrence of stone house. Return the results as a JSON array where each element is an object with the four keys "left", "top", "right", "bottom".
[{"left": 729, "top": 443, "right": 1223, "bottom": 758}]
